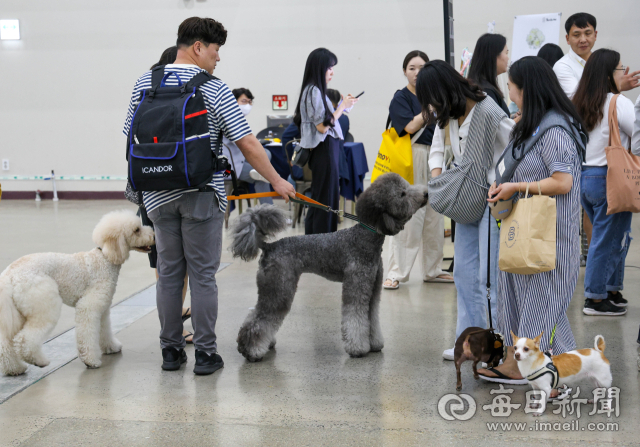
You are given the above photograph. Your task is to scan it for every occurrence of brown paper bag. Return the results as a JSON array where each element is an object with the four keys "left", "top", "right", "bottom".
[
  {"left": 605, "top": 94, "right": 640, "bottom": 214},
  {"left": 499, "top": 182, "right": 556, "bottom": 275}
]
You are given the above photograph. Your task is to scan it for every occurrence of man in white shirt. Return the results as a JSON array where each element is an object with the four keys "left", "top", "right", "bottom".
[{"left": 554, "top": 12, "right": 639, "bottom": 98}]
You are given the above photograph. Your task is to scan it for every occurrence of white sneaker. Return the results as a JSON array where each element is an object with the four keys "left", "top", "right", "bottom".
[
  {"left": 442, "top": 347, "right": 455, "bottom": 361},
  {"left": 249, "top": 169, "right": 269, "bottom": 183}
]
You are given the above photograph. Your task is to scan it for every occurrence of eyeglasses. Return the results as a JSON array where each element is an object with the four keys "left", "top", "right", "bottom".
[{"left": 614, "top": 65, "right": 627, "bottom": 71}]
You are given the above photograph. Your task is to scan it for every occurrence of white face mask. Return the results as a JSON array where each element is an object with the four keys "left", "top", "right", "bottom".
[{"left": 238, "top": 104, "right": 252, "bottom": 116}]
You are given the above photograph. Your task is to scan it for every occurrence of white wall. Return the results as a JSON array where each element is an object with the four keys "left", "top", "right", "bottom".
[{"left": 1, "top": 0, "right": 638, "bottom": 192}]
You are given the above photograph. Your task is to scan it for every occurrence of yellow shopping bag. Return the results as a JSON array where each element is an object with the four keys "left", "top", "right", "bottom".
[{"left": 371, "top": 127, "right": 413, "bottom": 184}]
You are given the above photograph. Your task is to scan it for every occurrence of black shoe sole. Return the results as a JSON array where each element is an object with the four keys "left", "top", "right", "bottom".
[
  {"left": 193, "top": 361, "right": 224, "bottom": 375},
  {"left": 162, "top": 355, "right": 187, "bottom": 371}
]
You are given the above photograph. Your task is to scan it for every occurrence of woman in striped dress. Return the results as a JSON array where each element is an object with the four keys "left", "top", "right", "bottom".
[{"left": 478, "top": 57, "right": 586, "bottom": 390}]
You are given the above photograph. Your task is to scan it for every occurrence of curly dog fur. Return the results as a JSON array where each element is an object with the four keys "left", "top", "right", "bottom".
[
  {"left": 231, "top": 173, "right": 428, "bottom": 361},
  {"left": 0, "top": 210, "right": 154, "bottom": 375}
]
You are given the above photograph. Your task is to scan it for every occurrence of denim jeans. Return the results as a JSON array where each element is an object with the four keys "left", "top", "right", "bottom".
[
  {"left": 581, "top": 166, "right": 632, "bottom": 299},
  {"left": 453, "top": 206, "right": 500, "bottom": 338}
]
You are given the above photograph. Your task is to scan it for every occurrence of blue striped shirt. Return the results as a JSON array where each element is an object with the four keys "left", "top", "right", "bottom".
[{"left": 123, "top": 64, "right": 252, "bottom": 213}]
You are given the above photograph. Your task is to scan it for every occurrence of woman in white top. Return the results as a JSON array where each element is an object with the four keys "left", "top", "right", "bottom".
[
  {"left": 417, "top": 61, "right": 514, "bottom": 360},
  {"left": 572, "top": 49, "right": 634, "bottom": 316}
]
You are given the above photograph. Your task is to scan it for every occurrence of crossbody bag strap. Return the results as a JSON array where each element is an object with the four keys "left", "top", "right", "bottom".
[{"left": 608, "top": 94, "right": 624, "bottom": 149}]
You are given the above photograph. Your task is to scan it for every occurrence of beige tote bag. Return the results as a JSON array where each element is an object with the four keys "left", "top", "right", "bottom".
[
  {"left": 605, "top": 94, "right": 640, "bottom": 214},
  {"left": 499, "top": 182, "right": 556, "bottom": 275}
]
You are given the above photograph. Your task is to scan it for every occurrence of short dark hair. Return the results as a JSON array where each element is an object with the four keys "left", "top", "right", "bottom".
[
  {"left": 468, "top": 33, "right": 507, "bottom": 99},
  {"left": 402, "top": 50, "right": 429, "bottom": 71},
  {"left": 176, "top": 17, "right": 227, "bottom": 48},
  {"left": 415, "top": 60, "right": 486, "bottom": 128},
  {"left": 537, "top": 43, "right": 564, "bottom": 68},
  {"left": 508, "top": 56, "right": 586, "bottom": 149},
  {"left": 326, "top": 89, "right": 341, "bottom": 108},
  {"left": 150, "top": 46, "right": 178, "bottom": 70},
  {"left": 565, "top": 12, "right": 597, "bottom": 34},
  {"left": 573, "top": 49, "right": 620, "bottom": 132},
  {"left": 232, "top": 88, "right": 254, "bottom": 101}
]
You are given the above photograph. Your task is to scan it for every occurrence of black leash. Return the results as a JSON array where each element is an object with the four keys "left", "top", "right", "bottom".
[{"left": 288, "top": 196, "right": 378, "bottom": 234}]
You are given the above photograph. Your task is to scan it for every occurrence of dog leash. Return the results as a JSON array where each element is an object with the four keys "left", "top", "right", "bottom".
[{"left": 227, "top": 191, "right": 377, "bottom": 234}]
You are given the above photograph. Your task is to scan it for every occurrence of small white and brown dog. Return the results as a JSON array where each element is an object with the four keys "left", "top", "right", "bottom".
[
  {"left": 512, "top": 331, "right": 612, "bottom": 416},
  {"left": 0, "top": 210, "right": 154, "bottom": 376}
]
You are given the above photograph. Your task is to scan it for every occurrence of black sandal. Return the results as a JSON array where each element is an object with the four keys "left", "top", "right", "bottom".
[
  {"left": 184, "top": 332, "right": 194, "bottom": 344},
  {"left": 478, "top": 367, "right": 528, "bottom": 385},
  {"left": 182, "top": 308, "right": 191, "bottom": 323}
]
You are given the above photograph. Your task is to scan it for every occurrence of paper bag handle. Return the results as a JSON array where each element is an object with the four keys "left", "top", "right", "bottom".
[{"left": 523, "top": 181, "right": 542, "bottom": 199}]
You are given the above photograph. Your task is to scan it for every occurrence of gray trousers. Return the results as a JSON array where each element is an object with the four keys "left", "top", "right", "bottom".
[{"left": 148, "top": 192, "right": 224, "bottom": 354}]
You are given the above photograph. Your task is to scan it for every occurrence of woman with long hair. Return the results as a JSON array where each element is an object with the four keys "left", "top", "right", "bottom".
[
  {"left": 573, "top": 49, "right": 634, "bottom": 316},
  {"left": 383, "top": 51, "right": 453, "bottom": 290},
  {"left": 294, "top": 48, "right": 357, "bottom": 234},
  {"left": 419, "top": 60, "right": 514, "bottom": 360},
  {"left": 468, "top": 33, "right": 510, "bottom": 115},
  {"left": 479, "top": 57, "right": 586, "bottom": 389}
]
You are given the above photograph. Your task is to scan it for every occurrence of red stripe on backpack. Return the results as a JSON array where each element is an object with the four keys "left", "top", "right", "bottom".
[{"left": 184, "top": 109, "right": 208, "bottom": 120}]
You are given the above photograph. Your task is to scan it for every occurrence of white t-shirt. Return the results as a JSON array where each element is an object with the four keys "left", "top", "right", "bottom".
[
  {"left": 585, "top": 93, "right": 635, "bottom": 166},
  {"left": 429, "top": 105, "right": 514, "bottom": 184},
  {"left": 553, "top": 49, "right": 587, "bottom": 99}
]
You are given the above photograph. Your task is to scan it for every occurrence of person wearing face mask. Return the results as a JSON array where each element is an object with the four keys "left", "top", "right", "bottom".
[
  {"left": 383, "top": 50, "right": 453, "bottom": 290},
  {"left": 222, "top": 88, "right": 274, "bottom": 205}
]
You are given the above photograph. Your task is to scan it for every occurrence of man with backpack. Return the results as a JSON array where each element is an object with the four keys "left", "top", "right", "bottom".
[{"left": 123, "top": 17, "right": 295, "bottom": 375}]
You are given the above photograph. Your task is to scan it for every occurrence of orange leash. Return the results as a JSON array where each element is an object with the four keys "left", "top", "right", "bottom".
[{"left": 227, "top": 191, "right": 325, "bottom": 207}]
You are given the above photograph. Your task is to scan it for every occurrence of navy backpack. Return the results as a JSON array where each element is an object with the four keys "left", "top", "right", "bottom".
[{"left": 126, "top": 65, "right": 227, "bottom": 192}]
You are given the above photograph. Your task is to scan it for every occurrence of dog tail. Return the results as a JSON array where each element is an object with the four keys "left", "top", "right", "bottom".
[
  {"left": 594, "top": 335, "right": 606, "bottom": 353},
  {"left": 230, "top": 204, "right": 288, "bottom": 261}
]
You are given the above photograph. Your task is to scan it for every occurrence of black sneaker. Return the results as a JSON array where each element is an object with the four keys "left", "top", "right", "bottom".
[
  {"left": 161, "top": 347, "right": 187, "bottom": 371},
  {"left": 583, "top": 298, "right": 627, "bottom": 316},
  {"left": 194, "top": 350, "right": 224, "bottom": 375},
  {"left": 607, "top": 291, "right": 628, "bottom": 307}
]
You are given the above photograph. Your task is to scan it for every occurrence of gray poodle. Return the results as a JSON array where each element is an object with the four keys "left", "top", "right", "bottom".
[{"left": 230, "top": 173, "right": 428, "bottom": 361}]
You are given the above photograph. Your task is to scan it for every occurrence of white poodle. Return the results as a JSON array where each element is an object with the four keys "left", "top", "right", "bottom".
[{"left": 0, "top": 210, "right": 154, "bottom": 375}]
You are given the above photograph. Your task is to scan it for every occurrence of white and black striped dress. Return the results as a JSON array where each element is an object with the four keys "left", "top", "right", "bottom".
[{"left": 496, "top": 127, "right": 581, "bottom": 354}]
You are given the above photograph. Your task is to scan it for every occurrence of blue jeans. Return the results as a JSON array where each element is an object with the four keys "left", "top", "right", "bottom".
[
  {"left": 581, "top": 166, "right": 632, "bottom": 299},
  {"left": 453, "top": 206, "right": 500, "bottom": 338}
]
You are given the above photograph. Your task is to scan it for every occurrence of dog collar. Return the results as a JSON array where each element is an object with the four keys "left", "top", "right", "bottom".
[
  {"left": 526, "top": 357, "right": 559, "bottom": 389},
  {"left": 487, "top": 331, "right": 507, "bottom": 365}
]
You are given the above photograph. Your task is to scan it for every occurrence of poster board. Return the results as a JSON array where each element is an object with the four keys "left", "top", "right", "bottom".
[{"left": 511, "top": 13, "right": 562, "bottom": 62}]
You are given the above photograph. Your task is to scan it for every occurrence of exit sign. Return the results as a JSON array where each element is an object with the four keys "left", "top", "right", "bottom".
[{"left": 272, "top": 95, "right": 288, "bottom": 110}]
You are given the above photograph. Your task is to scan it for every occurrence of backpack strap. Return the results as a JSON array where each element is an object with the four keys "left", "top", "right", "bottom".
[{"left": 148, "top": 65, "right": 166, "bottom": 100}]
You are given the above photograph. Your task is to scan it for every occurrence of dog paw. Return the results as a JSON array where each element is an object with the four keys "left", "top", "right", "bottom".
[
  {"left": 3, "top": 364, "right": 28, "bottom": 376},
  {"left": 268, "top": 340, "right": 276, "bottom": 350},
  {"left": 33, "top": 357, "right": 50, "bottom": 368},
  {"left": 102, "top": 339, "right": 123, "bottom": 355},
  {"left": 369, "top": 342, "right": 384, "bottom": 352},
  {"left": 456, "top": 385, "right": 462, "bottom": 391},
  {"left": 80, "top": 355, "right": 102, "bottom": 369},
  {"left": 246, "top": 356, "right": 263, "bottom": 363}
]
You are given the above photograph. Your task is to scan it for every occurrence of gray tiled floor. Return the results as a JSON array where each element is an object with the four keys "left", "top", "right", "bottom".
[{"left": 0, "top": 199, "right": 638, "bottom": 446}]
